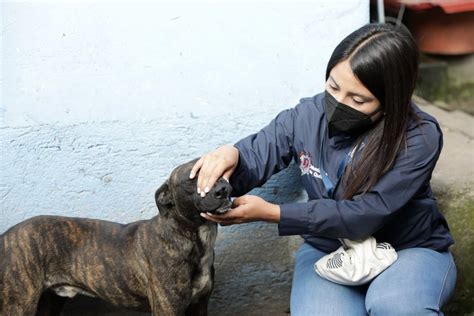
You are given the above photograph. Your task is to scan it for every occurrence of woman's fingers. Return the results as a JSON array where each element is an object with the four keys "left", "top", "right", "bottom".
[
  {"left": 200, "top": 212, "right": 229, "bottom": 224},
  {"left": 223, "top": 169, "right": 233, "bottom": 182},
  {"left": 193, "top": 144, "right": 240, "bottom": 196},
  {"left": 197, "top": 157, "right": 230, "bottom": 196},
  {"left": 189, "top": 157, "right": 204, "bottom": 180},
  {"left": 194, "top": 154, "right": 214, "bottom": 194},
  {"left": 197, "top": 157, "right": 221, "bottom": 196},
  {"left": 201, "top": 195, "right": 278, "bottom": 224},
  {"left": 200, "top": 208, "right": 243, "bottom": 225},
  {"left": 210, "top": 159, "right": 237, "bottom": 189},
  {"left": 197, "top": 158, "right": 210, "bottom": 194},
  {"left": 203, "top": 172, "right": 221, "bottom": 195},
  {"left": 231, "top": 195, "right": 247, "bottom": 208}
]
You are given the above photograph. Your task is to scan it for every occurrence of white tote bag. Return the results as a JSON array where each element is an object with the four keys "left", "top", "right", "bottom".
[{"left": 314, "top": 237, "right": 398, "bottom": 286}]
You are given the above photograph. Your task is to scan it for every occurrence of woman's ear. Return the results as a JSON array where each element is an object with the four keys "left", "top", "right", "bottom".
[{"left": 155, "top": 180, "right": 174, "bottom": 215}]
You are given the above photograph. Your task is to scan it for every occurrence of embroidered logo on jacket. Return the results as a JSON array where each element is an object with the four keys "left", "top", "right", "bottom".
[{"left": 299, "top": 152, "right": 322, "bottom": 179}]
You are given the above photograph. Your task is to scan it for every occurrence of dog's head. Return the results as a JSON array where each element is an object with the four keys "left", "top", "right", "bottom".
[{"left": 155, "top": 159, "right": 233, "bottom": 221}]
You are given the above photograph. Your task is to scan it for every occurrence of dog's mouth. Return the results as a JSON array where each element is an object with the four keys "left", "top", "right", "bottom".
[{"left": 209, "top": 198, "right": 233, "bottom": 215}]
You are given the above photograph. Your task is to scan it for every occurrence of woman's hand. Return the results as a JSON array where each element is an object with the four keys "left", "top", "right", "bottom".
[
  {"left": 200, "top": 195, "right": 281, "bottom": 226},
  {"left": 190, "top": 144, "right": 240, "bottom": 197}
]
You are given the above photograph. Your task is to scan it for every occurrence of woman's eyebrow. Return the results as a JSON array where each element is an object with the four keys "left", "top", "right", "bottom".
[{"left": 328, "top": 76, "right": 339, "bottom": 88}]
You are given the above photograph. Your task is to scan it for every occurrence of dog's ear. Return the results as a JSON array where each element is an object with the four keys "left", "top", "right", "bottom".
[{"left": 155, "top": 180, "right": 174, "bottom": 215}]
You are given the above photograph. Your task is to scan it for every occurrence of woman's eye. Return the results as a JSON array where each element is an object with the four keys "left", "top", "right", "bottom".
[
  {"left": 329, "top": 85, "right": 338, "bottom": 91},
  {"left": 353, "top": 98, "right": 364, "bottom": 105}
]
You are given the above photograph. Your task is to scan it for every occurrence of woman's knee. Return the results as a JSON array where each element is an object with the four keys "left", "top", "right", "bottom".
[
  {"left": 366, "top": 295, "right": 442, "bottom": 316},
  {"left": 365, "top": 248, "right": 457, "bottom": 316}
]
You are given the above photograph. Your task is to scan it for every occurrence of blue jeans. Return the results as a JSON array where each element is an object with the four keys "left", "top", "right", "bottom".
[{"left": 291, "top": 242, "right": 457, "bottom": 315}]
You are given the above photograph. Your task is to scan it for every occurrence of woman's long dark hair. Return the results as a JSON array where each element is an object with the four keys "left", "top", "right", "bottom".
[{"left": 325, "top": 23, "right": 420, "bottom": 199}]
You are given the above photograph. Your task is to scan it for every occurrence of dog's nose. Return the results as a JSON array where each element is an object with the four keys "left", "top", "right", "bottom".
[{"left": 213, "top": 185, "right": 229, "bottom": 200}]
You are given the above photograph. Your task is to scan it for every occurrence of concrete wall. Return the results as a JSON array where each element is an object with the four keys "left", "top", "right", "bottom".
[{"left": 0, "top": 0, "right": 369, "bottom": 232}]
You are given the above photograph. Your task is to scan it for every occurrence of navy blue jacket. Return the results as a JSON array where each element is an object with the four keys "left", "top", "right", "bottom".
[{"left": 230, "top": 92, "right": 454, "bottom": 253}]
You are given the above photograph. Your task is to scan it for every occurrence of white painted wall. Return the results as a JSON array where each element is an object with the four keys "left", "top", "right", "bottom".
[{"left": 0, "top": 0, "right": 369, "bottom": 232}]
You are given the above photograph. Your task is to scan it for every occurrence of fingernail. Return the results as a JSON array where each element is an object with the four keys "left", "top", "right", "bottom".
[
  {"left": 200, "top": 213, "right": 206, "bottom": 218},
  {"left": 204, "top": 186, "right": 209, "bottom": 193},
  {"left": 189, "top": 173, "right": 194, "bottom": 179},
  {"left": 223, "top": 177, "right": 229, "bottom": 183},
  {"left": 200, "top": 191, "right": 206, "bottom": 198},
  {"left": 206, "top": 212, "right": 212, "bottom": 216}
]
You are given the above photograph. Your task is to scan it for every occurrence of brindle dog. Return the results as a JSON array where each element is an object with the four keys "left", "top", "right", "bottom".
[{"left": 0, "top": 159, "right": 232, "bottom": 316}]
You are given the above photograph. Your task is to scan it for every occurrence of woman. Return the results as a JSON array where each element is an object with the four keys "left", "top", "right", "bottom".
[{"left": 190, "top": 23, "right": 456, "bottom": 315}]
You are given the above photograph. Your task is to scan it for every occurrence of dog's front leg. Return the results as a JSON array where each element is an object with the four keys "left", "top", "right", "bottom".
[
  {"left": 0, "top": 291, "right": 42, "bottom": 316},
  {"left": 185, "top": 295, "right": 210, "bottom": 316},
  {"left": 149, "top": 298, "right": 185, "bottom": 316},
  {"left": 147, "top": 286, "right": 186, "bottom": 316},
  {"left": 1, "top": 277, "right": 43, "bottom": 316}
]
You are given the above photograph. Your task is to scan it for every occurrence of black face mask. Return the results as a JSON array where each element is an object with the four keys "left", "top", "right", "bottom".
[{"left": 325, "top": 91, "right": 381, "bottom": 137}]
